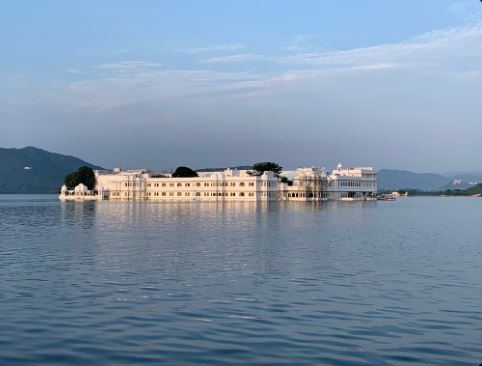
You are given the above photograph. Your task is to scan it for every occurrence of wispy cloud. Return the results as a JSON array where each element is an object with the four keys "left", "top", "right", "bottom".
[
  {"left": 53, "top": 22, "right": 482, "bottom": 110},
  {"left": 63, "top": 69, "right": 273, "bottom": 109},
  {"left": 180, "top": 44, "right": 243, "bottom": 55},
  {"left": 276, "top": 23, "right": 482, "bottom": 69},
  {"left": 67, "top": 68, "right": 83, "bottom": 74},
  {"left": 446, "top": 1, "right": 482, "bottom": 21},
  {"left": 98, "top": 60, "right": 163, "bottom": 71},
  {"left": 201, "top": 53, "right": 266, "bottom": 64},
  {"left": 280, "top": 34, "right": 319, "bottom": 52}
]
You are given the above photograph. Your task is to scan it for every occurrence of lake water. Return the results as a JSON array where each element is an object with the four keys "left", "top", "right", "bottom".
[{"left": 1, "top": 195, "right": 481, "bottom": 365}]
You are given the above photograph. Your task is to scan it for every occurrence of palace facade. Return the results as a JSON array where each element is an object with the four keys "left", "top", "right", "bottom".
[{"left": 60, "top": 164, "right": 377, "bottom": 202}]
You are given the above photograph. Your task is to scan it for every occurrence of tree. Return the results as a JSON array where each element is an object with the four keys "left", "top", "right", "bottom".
[
  {"left": 247, "top": 162, "right": 283, "bottom": 177},
  {"left": 279, "top": 176, "right": 291, "bottom": 184},
  {"left": 64, "top": 172, "right": 81, "bottom": 189},
  {"left": 64, "top": 166, "right": 96, "bottom": 189},
  {"left": 172, "top": 166, "right": 198, "bottom": 178},
  {"left": 77, "top": 166, "right": 96, "bottom": 189}
]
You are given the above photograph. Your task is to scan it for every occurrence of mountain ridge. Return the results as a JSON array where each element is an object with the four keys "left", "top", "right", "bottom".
[
  {"left": 1, "top": 146, "right": 480, "bottom": 193},
  {"left": 377, "top": 169, "right": 481, "bottom": 191},
  {"left": 0, "top": 146, "right": 103, "bottom": 194}
]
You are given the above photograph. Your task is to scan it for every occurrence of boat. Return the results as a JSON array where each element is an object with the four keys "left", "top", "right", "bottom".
[{"left": 377, "top": 194, "right": 396, "bottom": 201}]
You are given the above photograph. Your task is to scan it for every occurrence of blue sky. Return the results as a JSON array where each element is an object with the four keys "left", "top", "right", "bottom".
[{"left": 1, "top": 1, "right": 482, "bottom": 171}]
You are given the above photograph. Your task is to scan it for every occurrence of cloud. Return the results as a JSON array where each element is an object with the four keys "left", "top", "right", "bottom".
[
  {"left": 276, "top": 23, "right": 482, "bottom": 69},
  {"left": 67, "top": 68, "right": 83, "bottom": 74},
  {"left": 49, "top": 22, "right": 482, "bottom": 111},
  {"left": 446, "top": 1, "right": 482, "bottom": 21},
  {"left": 98, "top": 60, "right": 163, "bottom": 71},
  {"left": 275, "top": 23, "right": 482, "bottom": 77},
  {"left": 180, "top": 44, "right": 244, "bottom": 54},
  {"left": 63, "top": 70, "right": 271, "bottom": 109},
  {"left": 201, "top": 53, "right": 266, "bottom": 64},
  {"left": 5, "top": 21, "right": 482, "bottom": 172},
  {"left": 280, "top": 34, "right": 319, "bottom": 52}
]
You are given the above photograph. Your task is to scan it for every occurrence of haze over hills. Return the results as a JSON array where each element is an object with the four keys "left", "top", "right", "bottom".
[
  {"left": 0, "top": 147, "right": 103, "bottom": 194},
  {"left": 377, "top": 169, "right": 482, "bottom": 191}
]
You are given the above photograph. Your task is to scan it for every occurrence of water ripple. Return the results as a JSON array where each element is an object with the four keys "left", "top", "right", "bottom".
[{"left": 1, "top": 195, "right": 482, "bottom": 365}]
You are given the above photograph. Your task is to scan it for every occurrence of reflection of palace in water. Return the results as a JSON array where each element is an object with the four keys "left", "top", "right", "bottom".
[{"left": 60, "top": 164, "right": 377, "bottom": 202}]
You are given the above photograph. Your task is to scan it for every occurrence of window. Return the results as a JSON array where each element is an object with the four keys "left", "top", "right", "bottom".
[
  {"left": 195, "top": 192, "right": 201, "bottom": 196},
  {"left": 240, "top": 182, "right": 245, "bottom": 187},
  {"left": 185, "top": 192, "right": 190, "bottom": 196},
  {"left": 177, "top": 183, "right": 182, "bottom": 187},
  {"left": 177, "top": 192, "right": 182, "bottom": 196},
  {"left": 240, "top": 192, "right": 245, "bottom": 197},
  {"left": 196, "top": 183, "right": 201, "bottom": 187},
  {"left": 162, "top": 183, "right": 166, "bottom": 187},
  {"left": 169, "top": 192, "right": 174, "bottom": 196},
  {"left": 162, "top": 192, "right": 166, "bottom": 196},
  {"left": 248, "top": 193, "right": 254, "bottom": 197},
  {"left": 248, "top": 182, "right": 254, "bottom": 186},
  {"left": 185, "top": 183, "right": 190, "bottom": 187},
  {"left": 170, "top": 183, "right": 174, "bottom": 187}
]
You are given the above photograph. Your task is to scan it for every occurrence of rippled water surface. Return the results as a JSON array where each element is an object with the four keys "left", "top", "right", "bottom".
[{"left": 1, "top": 195, "right": 482, "bottom": 365}]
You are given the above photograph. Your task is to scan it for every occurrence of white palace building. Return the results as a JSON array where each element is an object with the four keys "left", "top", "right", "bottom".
[{"left": 60, "top": 164, "right": 377, "bottom": 202}]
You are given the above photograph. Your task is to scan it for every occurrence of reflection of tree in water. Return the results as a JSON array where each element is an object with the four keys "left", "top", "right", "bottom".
[{"left": 61, "top": 201, "right": 97, "bottom": 230}]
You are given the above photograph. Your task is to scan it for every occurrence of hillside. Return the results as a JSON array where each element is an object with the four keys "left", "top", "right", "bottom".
[
  {"left": 0, "top": 146, "right": 103, "bottom": 194},
  {"left": 442, "top": 184, "right": 482, "bottom": 196},
  {"left": 378, "top": 169, "right": 452, "bottom": 191}
]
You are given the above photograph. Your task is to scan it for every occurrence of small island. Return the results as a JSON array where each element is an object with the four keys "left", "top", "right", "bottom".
[{"left": 59, "top": 163, "right": 378, "bottom": 202}]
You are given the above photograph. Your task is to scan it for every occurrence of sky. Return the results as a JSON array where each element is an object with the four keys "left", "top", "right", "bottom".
[{"left": 1, "top": 0, "right": 481, "bottom": 172}]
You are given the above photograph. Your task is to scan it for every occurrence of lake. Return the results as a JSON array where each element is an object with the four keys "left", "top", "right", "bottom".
[{"left": 1, "top": 195, "right": 481, "bottom": 365}]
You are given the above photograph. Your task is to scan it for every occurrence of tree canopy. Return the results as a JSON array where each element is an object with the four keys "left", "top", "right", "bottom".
[
  {"left": 172, "top": 166, "right": 198, "bottom": 178},
  {"left": 64, "top": 166, "right": 96, "bottom": 189},
  {"left": 247, "top": 162, "right": 283, "bottom": 177}
]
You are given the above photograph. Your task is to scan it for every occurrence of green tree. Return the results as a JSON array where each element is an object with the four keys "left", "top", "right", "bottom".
[
  {"left": 78, "top": 166, "right": 96, "bottom": 189},
  {"left": 279, "top": 176, "right": 291, "bottom": 184},
  {"left": 64, "top": 166, "right": 96, "bottom": 189},
  {"left": 247, "top": 162, "right": 283, "bottom": 177},
  {"left": 64, "top": 172, "right": 81, "bottom": 189},
  {"left": 172, "top": 166, "right": 198, "bottom": 178}
]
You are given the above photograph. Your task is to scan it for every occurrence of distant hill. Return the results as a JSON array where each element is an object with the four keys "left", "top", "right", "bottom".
[
  {"left": 0, "top": 146, "right": 103, "bottom": 194},
  {"left": 440, "top": 173, "right": 482, "bottom": 190},
  {"left": 378, "top": 169, "right": 451, "bottom": 191},
  {"left": 378, "top": 169, "right": 481, "bottom": 191}
]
